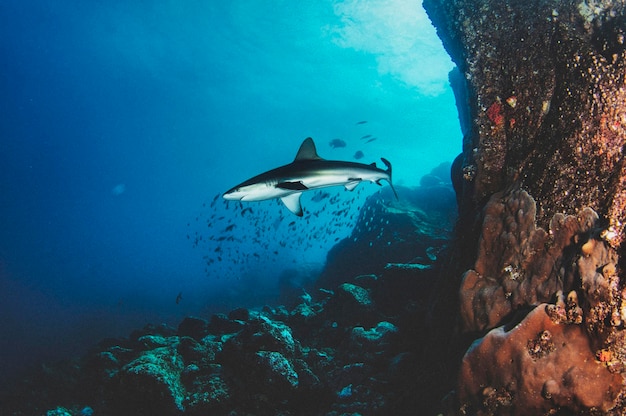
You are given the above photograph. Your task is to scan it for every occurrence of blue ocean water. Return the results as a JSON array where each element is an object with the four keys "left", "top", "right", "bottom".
[{"left": 0, "top": 0, "right": 460, "bottom": 387}]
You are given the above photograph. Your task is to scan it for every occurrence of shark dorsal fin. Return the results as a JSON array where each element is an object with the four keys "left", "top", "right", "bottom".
[{"left": 294, "top": 138, "right": 322, "bottom": 161}]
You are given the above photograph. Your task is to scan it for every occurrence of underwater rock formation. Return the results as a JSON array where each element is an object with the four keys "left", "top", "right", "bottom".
[
  {"left": 2, "top": 276, "right": 428, "bottom": 415},
  {"left": 0, "top": 183, "right": 456, "bottom": 415},
  {"left": 423, "top": 0, "right": 626, "bottom": 413},
  {"left": 424, "top": 0, "right": 626, "bottom": 245},
  {"left": 319, "top": 180, "right": 456, "bottom": 290}
]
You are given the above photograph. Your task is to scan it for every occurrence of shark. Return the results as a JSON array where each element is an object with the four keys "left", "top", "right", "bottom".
[{"left": 223, "top": 137, "right": 397, "bottom": 216}]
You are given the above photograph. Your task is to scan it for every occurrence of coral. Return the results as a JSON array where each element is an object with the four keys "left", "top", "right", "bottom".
[
  {"left": 578, "top": 233, "right": 626, "bottom": 373},
  {"left": 459, "top": 189, "right": 598, "bottom": 332},
  {"left": 485, "top": 101, "right": 504, "bottom": 127},
  {"left": 458, "top": 305, "right": 622, "bottom": 415},
  {"left": 423, "top": 0, "right": 626, "bottom": 413},
  {"left": 457, "top": 187, "right": 626, "bottom": 413}
]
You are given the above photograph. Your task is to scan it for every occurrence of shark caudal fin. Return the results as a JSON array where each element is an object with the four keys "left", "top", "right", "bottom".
[{"left": 380, "top": 158, "right": 398, "bottom": 199}]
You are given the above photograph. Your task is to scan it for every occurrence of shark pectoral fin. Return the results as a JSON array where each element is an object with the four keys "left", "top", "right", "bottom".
[
  {"left": 276, "top": 181, "right": 309, "bottom": 191},
  {"left": 344, "top": 180, "right": 361, "bottom": 191},
  {"left": 280, "top": 193, "right": 304, "bottom": 216}
]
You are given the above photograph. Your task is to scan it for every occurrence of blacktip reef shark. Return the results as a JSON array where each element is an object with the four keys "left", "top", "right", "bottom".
[{"left": 223, "top": 137, "right": 398, "bottom": 216}]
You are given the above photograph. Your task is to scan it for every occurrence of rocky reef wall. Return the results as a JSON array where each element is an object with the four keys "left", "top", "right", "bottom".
[{"left": 423, "top": 0, "right": 626, "bottom": 414}]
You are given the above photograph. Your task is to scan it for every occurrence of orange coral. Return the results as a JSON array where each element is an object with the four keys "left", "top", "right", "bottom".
[{"left": 486, "top": 101, "right": 505, "bottom": 126}]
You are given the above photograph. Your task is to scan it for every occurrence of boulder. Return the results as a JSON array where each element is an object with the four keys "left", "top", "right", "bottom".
[{"left": 111, "top": 343, "right": 185, "bottom": 415}]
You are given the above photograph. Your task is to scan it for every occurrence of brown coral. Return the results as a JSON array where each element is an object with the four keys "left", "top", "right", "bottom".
[
  {"left": 459, "top": 189, "right": 597, "bottom": 332},
  {"left": 458, "top": 305, "right": 622, "bottom": 415},
  {"left": 577, "top": 233, "right": 626, "bottom": 372},
  {"left": 456, "top": 189, "right": 626, "bottom": 413}
]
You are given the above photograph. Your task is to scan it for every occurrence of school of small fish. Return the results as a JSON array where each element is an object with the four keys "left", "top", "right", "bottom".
[
  {"left": 187, "top": 122, "right": 390, "bottom": 280},
  {"left": 187, "top": 186, "right": 385, "bottom": 280}
]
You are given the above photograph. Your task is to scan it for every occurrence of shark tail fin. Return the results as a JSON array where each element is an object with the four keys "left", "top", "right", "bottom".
[{"left": 380, "top": 157, "right": 399, "bottom": 200}]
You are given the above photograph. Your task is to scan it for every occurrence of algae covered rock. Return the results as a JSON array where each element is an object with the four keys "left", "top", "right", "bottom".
[
  {"left": 337, "top": 283, "right": 371, "bottom": 307},
  {"left": 223, "top": 312, "right": 297, "bottom": 357},
  {"left": 46, "top": 407, "right": 73, "bottom": 416},
  {"left": 176, "top": 316, "right": 209, "bottom": 340},
  {"left": 319, "top": 182, "right": 455, "bottom": 289},
  {"left": 184, "top": 373, "right": 230, "bottom": 413},
  {"left": 346, "top": 321, "right": 399, "bottom": 362},
  {"left": 255, "top": 350, "right": 299, "bottom": 389},
  {"left": 113, "top": 344, "right": 186, "bottom": 414},
  {"left": 424, "top": 0, "right": 626, "bottom": 244},
  {"left": 207, "top": 312, "right": 245, "bottom": 334},
  {"left": 351, "top": 321, "right": 398, "bottom": 346}
]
